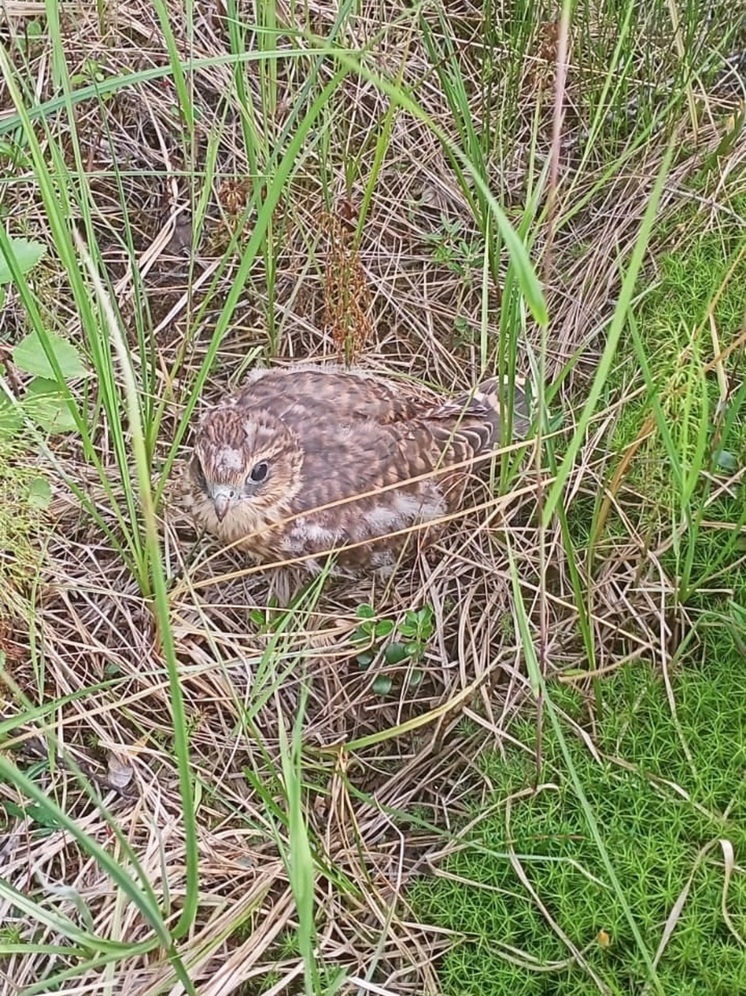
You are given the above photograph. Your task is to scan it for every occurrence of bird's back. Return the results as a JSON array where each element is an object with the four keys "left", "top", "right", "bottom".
[
  {"left": 234, "top": 364, "right": 433, "bottom": 425},
  {"left": 233, "top": 365, "right": 525, "bottom": 513}
]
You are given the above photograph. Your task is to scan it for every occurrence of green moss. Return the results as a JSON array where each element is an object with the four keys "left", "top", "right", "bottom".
[{"left": 409, "top": 659, "right": 746, "bottom": 994}]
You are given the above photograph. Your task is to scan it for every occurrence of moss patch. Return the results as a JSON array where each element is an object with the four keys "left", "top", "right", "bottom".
[{"left": 410, "top": 659, "right": 746, "bottom": 994}]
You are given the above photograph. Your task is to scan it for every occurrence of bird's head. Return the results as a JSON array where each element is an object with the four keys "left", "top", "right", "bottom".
[{"left": 191, "top": 406, "right": 303, "bottom": 529}]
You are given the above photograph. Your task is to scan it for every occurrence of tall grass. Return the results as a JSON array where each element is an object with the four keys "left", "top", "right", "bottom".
[{"left": 0, "top": 0, "right": 744, "bottom": 991}]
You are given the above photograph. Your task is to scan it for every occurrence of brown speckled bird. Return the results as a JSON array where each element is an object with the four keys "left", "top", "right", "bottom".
[{"left": 188, "top": 364, "right": 530, "bottom": 572}]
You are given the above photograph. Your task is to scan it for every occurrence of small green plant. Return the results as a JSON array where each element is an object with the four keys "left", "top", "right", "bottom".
[
  {"left": 9, "top": 18, "right": 44, "bottom": 54},
  {"left": 397, "top": 604, "right": 435, "bottom": 660},
  {"left": 248, "top": 596, "right": 283, "bottom": 634},
  {"left": 1, "top": 234, "right": 89, "bottom": 435},
  {"left": 70, "top": 58, "right": 108, "bottom": 87},
  {"left": 0, "top": 135, "right": 32, "bottom": 170},
  {"left": 424, "top": 218, "right": 486, "bottom": 281},
  {"left": 0, "top": 235, "right": 45, "bottom": 311},
  {"left": 352, "top": 603, "right": 434, "bottom": 694},
  {"left": 351, "top": 603, "right": 395, "bottom": 668},
  {"left": 0, "top": 233, "right": 85, "bottom": 616},
  {"left": 10, "top": 329, "right": 89, "bottom": 433}
]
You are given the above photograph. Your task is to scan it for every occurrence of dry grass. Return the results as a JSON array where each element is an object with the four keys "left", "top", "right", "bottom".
[{"left": 1, "top": 0, "right": 745, "bottom": 993}]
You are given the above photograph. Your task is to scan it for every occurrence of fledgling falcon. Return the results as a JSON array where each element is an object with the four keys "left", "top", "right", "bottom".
[{"left": 188, "top": 364, "right": 530, "bottom": 572}]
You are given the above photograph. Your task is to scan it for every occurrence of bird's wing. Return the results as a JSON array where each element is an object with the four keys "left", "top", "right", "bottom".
[
  {"left": 234, "top": 366, "right": 434, "bottom": 424},
  {"left": 288, "top": 415, "right": 480, "bottom": 517}
]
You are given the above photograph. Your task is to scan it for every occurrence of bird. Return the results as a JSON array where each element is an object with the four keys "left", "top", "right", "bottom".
[{"left": 187, "top": 363, "right": 530, "bottom": 573}]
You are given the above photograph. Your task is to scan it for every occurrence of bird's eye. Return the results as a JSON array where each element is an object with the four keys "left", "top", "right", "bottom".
[{"left": 248, "top": 461, "right": 269, "bottom": 484}]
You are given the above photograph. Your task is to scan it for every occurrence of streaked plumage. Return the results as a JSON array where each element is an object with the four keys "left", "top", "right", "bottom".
[{"left": 187, "top": 364, "right": 529, "bottom": 572}]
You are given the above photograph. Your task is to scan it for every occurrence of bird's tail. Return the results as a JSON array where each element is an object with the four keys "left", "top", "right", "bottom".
[{"left": 458, "top": 374, "right": 532, "bottom": 443}]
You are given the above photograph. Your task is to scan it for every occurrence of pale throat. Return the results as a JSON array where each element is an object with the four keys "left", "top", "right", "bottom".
[{"left": 195, "top": 490, "right": 288, "bottom": 546}]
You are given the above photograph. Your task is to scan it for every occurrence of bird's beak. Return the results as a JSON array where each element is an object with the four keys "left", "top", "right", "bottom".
[{"left": 213, "top": 493, "right": 232, "bottom": 522}]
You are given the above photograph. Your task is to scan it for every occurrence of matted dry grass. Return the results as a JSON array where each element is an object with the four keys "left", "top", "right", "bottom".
[{"left": 1, "top": 0, "right": 744, "bottom": 992}]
